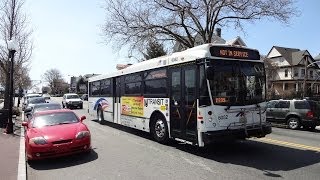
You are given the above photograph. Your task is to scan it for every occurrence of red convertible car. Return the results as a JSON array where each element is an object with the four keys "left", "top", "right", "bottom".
[{"left": 22, "top": 109, "right": 91, "bottom": 161}]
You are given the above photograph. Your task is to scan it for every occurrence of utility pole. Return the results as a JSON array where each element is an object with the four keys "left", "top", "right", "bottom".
[{"left": 303, "top": 55, "right": 308, "bottom": 98}]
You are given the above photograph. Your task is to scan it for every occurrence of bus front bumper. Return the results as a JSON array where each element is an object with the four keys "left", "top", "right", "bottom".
[{"left": 202, "top": 123, "right": 272, "bottom": 144}]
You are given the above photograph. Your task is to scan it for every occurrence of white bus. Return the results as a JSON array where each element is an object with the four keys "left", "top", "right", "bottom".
[{"left": 88, "top": 43, "right": 271, "bottom": 147}]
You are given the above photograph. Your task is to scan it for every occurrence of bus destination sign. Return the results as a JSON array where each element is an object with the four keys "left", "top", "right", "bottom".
[{"left": 210, "top": 46, "right": 260, "bottom": 60}]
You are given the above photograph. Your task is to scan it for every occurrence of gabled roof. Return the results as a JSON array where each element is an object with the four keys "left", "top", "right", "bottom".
[
  {"left": 315, "top": 54, "right": 320, "bottom": 61},
  {"left": 267, "top": 46, "right": 316, "bottom": 66},
  {"left": 291, "top": 50, "right": 306, "bottom": 65},
  {"left": 226, "top": 36, "right": 246, "bottom": 46},
  {"left": 270, "top": 46, "right": 300, "bottom": 65}
]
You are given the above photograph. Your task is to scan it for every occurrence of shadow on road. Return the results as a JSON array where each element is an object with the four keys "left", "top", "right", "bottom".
[
  {"left": 28, "top": 149, "right": 98, "bottom": 170},
  {"left": 270, "top": 123, "right": 320, "bottom": 133},
  {"left": 173, "top": 140, "right": 320, "bottom": 177},
  {"left": 93, "top": 119, "right": 320, "bottom": 178},
  {"left": 92, "top": 119, "right": 155, "bottom": 141}
]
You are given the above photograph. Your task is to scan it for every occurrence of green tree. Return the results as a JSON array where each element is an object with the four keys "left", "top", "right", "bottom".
[{"left": 143, "top": 40, "right": 167, "bottom": 60}]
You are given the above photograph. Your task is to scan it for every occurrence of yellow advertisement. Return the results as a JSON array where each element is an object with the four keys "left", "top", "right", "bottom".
[{"left": 121, "top": 96, "right": 144, "bottom": 117}]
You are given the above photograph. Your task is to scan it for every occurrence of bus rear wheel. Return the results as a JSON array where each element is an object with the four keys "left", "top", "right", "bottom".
[
  {"left": 97, "top": 107, "right": 105, "bottom": 125},
  {"left": 151, "top": 115, "right": 169, "bottom": 144}
]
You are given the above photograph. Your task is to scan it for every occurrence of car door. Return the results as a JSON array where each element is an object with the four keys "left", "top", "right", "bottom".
[
  {"left": 273, "top": 100, "right": 290, "bottom": 122},
  {"left": 266, "top": 100, "right": 278, "bottom": 121}
]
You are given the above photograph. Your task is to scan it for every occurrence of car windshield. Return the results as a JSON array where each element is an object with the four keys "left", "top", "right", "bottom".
[
  {"left": 32, "top": 112, "right": 79, "bottom": 128},
  {"left": 207, "top": 60, "right": 266, "bottom": 106},
  {"left": 67, "top": 95, "right": 79, "bottom": 99},
  {"left": 28, "top": 97, "right": 46, "bottom": 104},
  {"left": 33, "top": 104, "right": 62, "bottom": 113}
]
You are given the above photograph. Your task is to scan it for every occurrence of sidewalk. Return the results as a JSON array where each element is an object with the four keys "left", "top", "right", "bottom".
[
  {"left": 0, "top": 117, "right": 23, "bottom": 180},
  {"left": 0, "top": 100, "right": 25, "bottom": 180}
]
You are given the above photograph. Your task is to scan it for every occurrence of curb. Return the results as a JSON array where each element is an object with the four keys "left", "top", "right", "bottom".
[{"left": 17, "top": 111, "right": 26, "bottom": 180}]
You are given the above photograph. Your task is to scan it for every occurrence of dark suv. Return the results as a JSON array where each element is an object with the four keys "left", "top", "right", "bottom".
[{"left": 266, "top": 99, "right": 320, "bottom": 130}]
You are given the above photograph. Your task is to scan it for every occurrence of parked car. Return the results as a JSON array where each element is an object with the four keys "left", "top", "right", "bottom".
[
  {"left": 62, "top": 93, "right": 83, "bottom": 109},
  {"left": 22, "top": 109, "right": 91, "bottom": 161},
  {"left": 266, "top": 99, "right": 320, "bottom": 130},
  {"left": 24, "top": 102, "right": 62, "bottom": 120},
  {"left": 23, "top": 97, "right": 47, "bottom": 111},
  {"left": 42, "top": 93, "right": 51, "bottom": 100},
  {"left": 22, "top": 93, "right": 42, "bottom": 110},
  {"left": 81, "top": 94, "right": 88, "bottom": 101}
]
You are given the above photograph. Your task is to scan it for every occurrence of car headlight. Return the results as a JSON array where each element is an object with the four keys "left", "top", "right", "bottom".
[
  {"left": 30, "top": 137, "right": 47, "bottom": 145},
  {"left": 75, "top": 131, "right": 90, "bottom": 139}
]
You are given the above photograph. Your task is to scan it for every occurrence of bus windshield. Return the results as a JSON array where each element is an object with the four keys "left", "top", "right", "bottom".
[{"left": 207, "top": 60, "right": 266, "bottom": 106}]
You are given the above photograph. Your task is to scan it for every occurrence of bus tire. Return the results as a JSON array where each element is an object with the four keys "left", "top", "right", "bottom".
[
  {"left": 97, "top": 107, "right": 105, "bottom": 125},
  {"left": 150, "top": 114, "right": 169, "bottom": 144}
]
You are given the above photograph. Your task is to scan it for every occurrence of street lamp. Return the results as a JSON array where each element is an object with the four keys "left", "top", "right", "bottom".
[{"left": 6, "top": 39, "right": 18, "bottom": 134}]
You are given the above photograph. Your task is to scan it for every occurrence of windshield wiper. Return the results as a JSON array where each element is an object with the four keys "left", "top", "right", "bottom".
[{"left": 57, "top": 122, "right": 72, "bottom": 125}]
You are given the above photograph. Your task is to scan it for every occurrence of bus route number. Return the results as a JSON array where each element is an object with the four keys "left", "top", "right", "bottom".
[{"left": 215, "top": 97, "right": 227, "bottom": 103}]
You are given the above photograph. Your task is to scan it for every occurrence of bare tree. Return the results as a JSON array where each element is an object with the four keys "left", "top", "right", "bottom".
[
  {"left": 42, "top": 69, "right": 67, "bottom": 95},
  {"left": 0, "top": 0, "right": 33, "bottom": 108},
  {"left": 102, "top": 0, "right": 299, "bottom": 53},
  {"left": 264, "top": 57, "right": 280, "bottom": 99}
]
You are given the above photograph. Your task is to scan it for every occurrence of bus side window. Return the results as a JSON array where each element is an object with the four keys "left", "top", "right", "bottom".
[{"left": 199, "top": 65, "right": 211, "bottom": 106}]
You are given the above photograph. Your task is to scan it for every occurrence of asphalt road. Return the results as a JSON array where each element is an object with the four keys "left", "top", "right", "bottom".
[{"left": 27, "top": 97, "right": 320, "bottom": 180}]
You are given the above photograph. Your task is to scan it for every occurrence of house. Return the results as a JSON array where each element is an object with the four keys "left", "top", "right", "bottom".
[
  {"left": 69, "top": 74, "right": 100, "bottom": 94},
  {"left": 265, "top": 46, "right": 320, "bottom": 98},
  {"left": 315, "top": 54, "right": 320, "bottom": 61},
  {"left": 173, "top": 28, "right": 246, "bottom": 52}
]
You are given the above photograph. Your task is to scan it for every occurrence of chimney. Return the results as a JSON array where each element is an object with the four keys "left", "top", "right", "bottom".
[{"left": 215, "top": 28, "right": 221, "bottom": 37}]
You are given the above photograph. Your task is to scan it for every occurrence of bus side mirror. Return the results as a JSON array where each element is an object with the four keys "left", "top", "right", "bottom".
[{"left": 206, "top": 66, "right": 214, "bottom": 80}]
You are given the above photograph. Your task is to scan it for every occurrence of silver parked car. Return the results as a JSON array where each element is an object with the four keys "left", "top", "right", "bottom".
[{"left": 266, "top": 99, "right": 320, "bottom": 130}]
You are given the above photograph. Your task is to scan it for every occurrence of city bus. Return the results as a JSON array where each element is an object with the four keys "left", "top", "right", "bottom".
[{"left": 87, "top": 43, "right": 272, "bottom": 147}]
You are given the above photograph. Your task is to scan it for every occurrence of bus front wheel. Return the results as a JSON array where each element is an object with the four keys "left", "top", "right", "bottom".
[
  {"left": 151, "top": 115, "right": 169, "bottom": 144},
  {"left": 97, "top": 107, "right": 105, "bottom": 125}
]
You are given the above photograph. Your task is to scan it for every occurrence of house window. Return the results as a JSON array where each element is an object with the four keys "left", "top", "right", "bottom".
[
  {"left": 310, "top": 71, "right": 314, "bottom": 78},
  {"left": 285, "top": 69, "right": 288, "bottom": 77},
  {"left": 301, "top": 69, "right": 305, "bottom": 78},
  {"left": 284, "top": 83, "right": 288, "bottom": 90},
  {"left": 293, "top": 68, "right": 298, "bottom": 77}
]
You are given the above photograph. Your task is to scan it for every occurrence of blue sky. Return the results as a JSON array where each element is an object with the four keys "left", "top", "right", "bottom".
[{"left": 26, "top": 0, "right": 320, "bottom": 82}]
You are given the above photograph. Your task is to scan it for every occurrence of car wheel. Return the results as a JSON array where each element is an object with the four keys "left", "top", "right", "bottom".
[
  {"left": 150, "top": 114, "right": 169, "bottom": 144},
  {"left": 97, "top": 107, "right": 105, "bottom": 125},
  {"left": 287, "top": 117, "right": 300, "bottom": 130},
  {"left": 80, "top": 105, "right": 83, "bottom": 109}
]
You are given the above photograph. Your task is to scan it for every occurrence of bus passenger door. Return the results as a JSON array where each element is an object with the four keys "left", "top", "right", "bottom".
[
  {"left": 113, "top": 77, "right": 121, "bottom": 124},
  {"left": 169, "top": 65, "right": 197, "bottom": 142}
]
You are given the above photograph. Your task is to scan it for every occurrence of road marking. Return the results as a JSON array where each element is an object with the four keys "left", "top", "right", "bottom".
[
  {"left": 254, "top": 138, "right": 320, "bottom": 152},
  {"left": 17, "top": 112, "right": 26, "bottom": 180}
]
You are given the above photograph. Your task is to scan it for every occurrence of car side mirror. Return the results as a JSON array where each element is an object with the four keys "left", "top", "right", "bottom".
[
  {"left": 80, "top": 116, "right": 86, "bottom": 121},
  {"left": 24, "top": 107, "right": 32, "bottom": 113}
]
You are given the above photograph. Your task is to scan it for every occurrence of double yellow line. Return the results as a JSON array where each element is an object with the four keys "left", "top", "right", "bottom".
[{"left": 254, "top": 138, "right": 320, "bottom": 152}]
